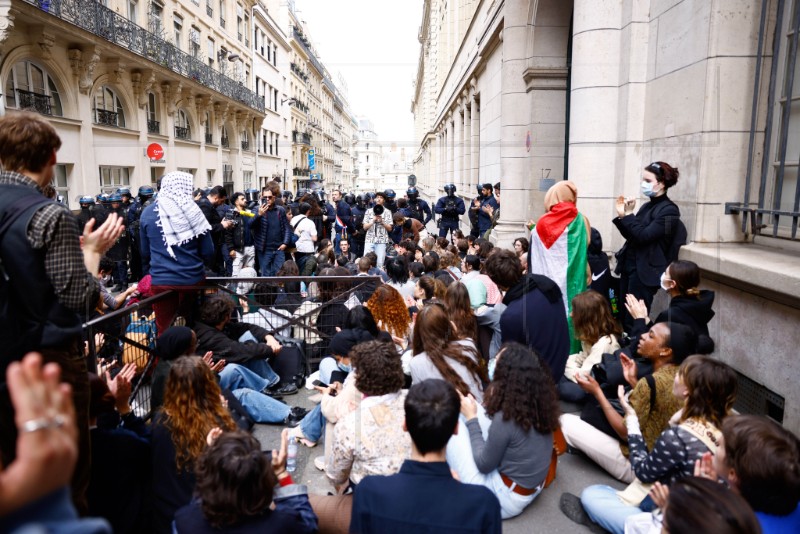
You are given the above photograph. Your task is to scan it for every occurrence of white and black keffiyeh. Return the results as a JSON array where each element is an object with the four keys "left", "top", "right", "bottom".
[{"left": 155, "top": 171, "right": 211, "bottom": 259}]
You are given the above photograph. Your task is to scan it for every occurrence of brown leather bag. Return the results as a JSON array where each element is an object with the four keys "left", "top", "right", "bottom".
[{"left": 544, "top": 427, "right": 567, "bottom": 488}]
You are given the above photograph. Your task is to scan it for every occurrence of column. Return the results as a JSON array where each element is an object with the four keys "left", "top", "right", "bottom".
[
  {"left": 446, "top": 117, "right": 454, "bottom": 188},
  {"left": 453, "top": 101, "right": 462, "bottom": 192},
  {"left": 471, "top": 92, "right": 480, "bottom": 192},
  {"left": 463, "top": 97, "right": 471, "bottom": 194}
]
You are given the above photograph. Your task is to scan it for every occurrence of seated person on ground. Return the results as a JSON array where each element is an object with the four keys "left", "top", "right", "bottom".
[
  {"left": 351, "top": 379, "right": 502, "bottom": 533},
  {"left": 174, "top": 429, "right": 317, "bottom": 533},
  {"left": 446, "top": 342, "right": 559, "bottom": 520},
  {"left": 194, "top": 294, "right": 296, "bottom": 396}
]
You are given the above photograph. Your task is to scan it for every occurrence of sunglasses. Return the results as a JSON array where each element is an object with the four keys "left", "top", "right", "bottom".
[{"left": 263, "top": 195, "right": 274, "bottom": 199}]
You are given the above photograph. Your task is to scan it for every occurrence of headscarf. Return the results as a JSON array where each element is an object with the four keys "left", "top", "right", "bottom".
[
  {"left": 155, "top": 171, "right": 211, "bottom": 259},
  {"left": 155, "top": 326, "right": 195, "bottom": 361},
  {"left": 544, "top": 180, "right": 578, "bottom": 212}
]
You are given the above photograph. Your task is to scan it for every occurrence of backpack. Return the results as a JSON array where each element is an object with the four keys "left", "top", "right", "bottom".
[{"left": 407, "top": 200, "right": 423, "bottom": 222}]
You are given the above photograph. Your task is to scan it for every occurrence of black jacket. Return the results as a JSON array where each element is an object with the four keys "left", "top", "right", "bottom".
[
  {"left": 613, "top": 195, "right": 681, "bottom": 287},
  {"left": 194, "top": 320, "right": 275, "bottom": 364},
  {"left": 654, "top": 291, "right": 715, "bottom": 337},
  {"left": 197, "top": 198, "right": 224, "bottom": 245}
]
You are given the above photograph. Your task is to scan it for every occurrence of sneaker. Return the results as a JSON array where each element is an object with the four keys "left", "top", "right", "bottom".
[
  {"left": 314, "top": 456, "right": 326, "bottom": 471},
  {"left": 290, "top": 406, "right": 309, "bottom": 419},
  {"left": 559, "top": 493, "right": 605, "bottom": 533},
  {"left": 264, "top": 383, "right": 298, "bottom": 398}
]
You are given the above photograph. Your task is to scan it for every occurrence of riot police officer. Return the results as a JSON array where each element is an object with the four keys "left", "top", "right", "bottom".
[
  {"left": 107, "top": 193, "right": 131, "bottom": 291},
  {"left": 434, "top": 183, "right": 466, "bottom": 240},
  {"left": 76, "top": 196, "right": 97, "bottom": 232},
  {"left": 128, "top": 185, "right": 155, "bottom": 281},
  {"left": 350, "top": 194, "right": 368, "bottom": 258},
  {"left": 383, "top": 188, "right": 398, "bottom": 213},
  {"left": 405, "top": 186, "right": 433, "bottom": 226}
]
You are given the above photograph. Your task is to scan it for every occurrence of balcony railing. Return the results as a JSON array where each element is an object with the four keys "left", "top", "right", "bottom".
[
  {"left": 241, "top": 140, "right": 249, "bottom": 150},
  {"left": 206, "top": 5, "right": 212, "bottom": 16},
  {"left": 174, "top": 126, "right": 190, "bottom": 139},
  {"left": 147, "top": 119, "right": 160, "bottom": 134},
  {"left": 94, "top": 108, "right": 120, "bottom": 127},
  {"left": 291, "top": 131, "right": 312, "bottom": 145},
  {"left": 16, "top": 89, "right": 53, "bottom": 115},
  {"left": 23, "top": 0, "right": 264, "bottom": 113},
  {"left": 205, "top": 132, "right": 213, "bottom": 144},
  {"left": 221, "top": 136, "right": 230, "bottom": 148}
]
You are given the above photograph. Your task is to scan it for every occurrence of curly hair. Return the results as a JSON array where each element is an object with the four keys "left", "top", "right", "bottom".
[
  {"left": 483, "top": 249, "right": 523, "bottom": 290},
  {"left": 366, "top": 285, "right": 410, "bottom": 338},
  {"left": 571, "top": 290, "right": 622, "bottom": 345},
  {"left": 678, "top": 355, "right": 738, "bottom": 429},
  {"left": 195, "top": 430, "right": 275, "bottom": 528},
  {"left": 444, "top": 282, "right": 477, "bottom": 341},
  {"left": 162, "top": 357, "right": 236, "bottom": 470},
  {"left": 412, "top": 304, "right": 487, "bottom": 396},
  {"left": 199, "top": 294, "right": 235, "bottom": 326},
  {"left": 483, "top": 342, "right": 560, "bottom": 433},
  {"left": 350, "top": 340, "right": 405, "bottom": 396}
]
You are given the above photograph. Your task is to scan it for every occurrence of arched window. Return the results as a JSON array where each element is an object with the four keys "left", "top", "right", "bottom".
[
  {"left": 94, "top": 86, "right": 125, "bottom": 127},
  {"left": 146, "top": 92, "right": 159, "bottom": 134},
  {"left": 4, "top": 60, "right": 63, "bottom": 116},
  {"left": 175, "top": 109, "right": 191, "bottom": 139}
]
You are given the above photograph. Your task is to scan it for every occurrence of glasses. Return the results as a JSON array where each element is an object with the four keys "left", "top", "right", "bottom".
[{"left": 263, "top": 195, "right": 274, "bottom": 199}]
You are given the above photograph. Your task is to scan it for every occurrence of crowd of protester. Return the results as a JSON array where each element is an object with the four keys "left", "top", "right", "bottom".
[{"left": 0, "top": 110, "right": 798, "bottom": 534}]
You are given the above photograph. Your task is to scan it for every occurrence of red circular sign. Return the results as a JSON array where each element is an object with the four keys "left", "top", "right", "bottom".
[{"left": 147, "top": 143, "right": 164, "bottom": 160}]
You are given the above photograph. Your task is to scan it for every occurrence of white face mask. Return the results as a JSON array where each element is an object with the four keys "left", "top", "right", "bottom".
[
  {"left": 641, "top": 180, "right": 660, "bottom": 198},
  {"left": 660, "top": 272, "right": 672, "bottom": 291}
]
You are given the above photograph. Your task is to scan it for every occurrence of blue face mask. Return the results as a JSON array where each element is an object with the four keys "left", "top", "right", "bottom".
[
  {"left": 337, "top": 362, "right": 352, "bottom": 373},
  {"left": 641, "top": 181, "right": 660, "bottom": 198}
]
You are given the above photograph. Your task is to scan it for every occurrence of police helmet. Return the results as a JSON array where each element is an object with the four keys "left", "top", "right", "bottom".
[
  {"left": 344, "top": 193, "right": 356, "bottom": 206},
  {"left": 98, "top": 194, "right": 112, "bottom": 204},
  {"left": 384, "top": 188, "right": 396, "bottom": 200},
  {"left": 244, "top": 188, "right": 260, "bottom": 203},
  {"left": 282, "top": 190, "right": 294, "bottom": 201},
  {"left": 79, "top": 196, "right": 96, "bottom": 207},
  {"left": 117, "top": 187, "right": 131, "bottom": 198},
  {"left": 138, "top": 185, "right": 155, "bottom": 198},
  {"left": 109, "top": 193, "right": 122, "bottom": 202},
  {"left": 406, "top": 187, "right": 419, "bottom": 200},
  {"left": 444, "top": 183, "right": 457, "bottom": 196},
  {"left": 355, "top": 194, "right": 366, "bottom": 208}
]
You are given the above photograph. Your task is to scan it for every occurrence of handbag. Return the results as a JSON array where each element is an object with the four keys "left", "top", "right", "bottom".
[
  {"left": 122, "top": 311, "right": 156, "bottom": 371},
  {"left": 543, "top": 427, "right": 568, "bottom": 488}
]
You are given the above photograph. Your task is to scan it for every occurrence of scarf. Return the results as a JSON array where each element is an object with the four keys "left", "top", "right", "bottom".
[{"left": 155, "top": 171, "right": 211, "bottom": 259}]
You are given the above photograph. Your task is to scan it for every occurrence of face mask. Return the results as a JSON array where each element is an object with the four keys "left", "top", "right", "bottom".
[
  {"left": 337, "top": 362, "right": 352, "bottom": 373},
  {"left": 660, "top": 272, "right": 672, "bottom": 291},
  {"left": 101, "top": 274, "right": 112, "bottom": 286},
  {"left": 641, "top": 181, "right": 660, "bottom": 197}
]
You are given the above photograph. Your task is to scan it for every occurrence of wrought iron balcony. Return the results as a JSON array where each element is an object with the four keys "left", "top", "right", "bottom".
[
  {"left": 94, "top": 108, "right": 120, "bottom": 127},
  {"left": 16, "top": 89, "right": 52, "bottom": 115},
  {"left": 23, "top": 0, "right": 264, "bottom": 113},
  {"left": 206, "top": 6, "right": 212, "bottom": 16},
  {"left": 205, "top": 132, "right": 213, "bottom": 144},
  {"left": 147, "top": 119, "right": 160, "bottom": 134},
  {"left": 221, "top": 136, "right": 230, "bottom": 148},
  {"left": 241, "top": 140, "right": 249, "bottom": 150},
  {"left": 174, "top": 126, "right": 190, "bottom": 139}
]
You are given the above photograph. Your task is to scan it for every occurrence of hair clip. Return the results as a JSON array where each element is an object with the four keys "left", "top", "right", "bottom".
[{"left": 649, "top": 162, "right": 661, "bottom": 169}]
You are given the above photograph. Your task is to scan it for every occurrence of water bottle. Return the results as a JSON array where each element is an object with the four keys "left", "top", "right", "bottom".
[{"left": 286, "top": 436, "right": 298, "bottom": 472}]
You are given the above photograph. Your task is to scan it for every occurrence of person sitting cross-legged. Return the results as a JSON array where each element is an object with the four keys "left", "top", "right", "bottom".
[
  {"left": 351, "top": 379, "right": 502, "bottom": 534},
  {"left": 194, "top": 294, "right": 297, "bottom": 397}
]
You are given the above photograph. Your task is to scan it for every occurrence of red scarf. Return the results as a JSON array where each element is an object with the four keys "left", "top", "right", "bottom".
[{"left": 535, "top": 202, "right": 578, "bottom": 249}]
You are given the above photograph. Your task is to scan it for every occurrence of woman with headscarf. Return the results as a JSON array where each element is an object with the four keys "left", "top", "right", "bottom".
[
  {"left": 139, "top": 172, "right": 214, "bottom": 334},
  {"left": 528, "top": 181, "right": 591, "bottom": 353}
]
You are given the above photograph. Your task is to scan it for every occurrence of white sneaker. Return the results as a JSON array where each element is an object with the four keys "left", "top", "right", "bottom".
[{"left": 314, "top": 455, "right": 326, "bottom": 471}]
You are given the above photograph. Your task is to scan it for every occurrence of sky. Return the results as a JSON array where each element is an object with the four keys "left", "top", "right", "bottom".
[{"left": 295, "top": 0, "right": 423, "bottom": 151}]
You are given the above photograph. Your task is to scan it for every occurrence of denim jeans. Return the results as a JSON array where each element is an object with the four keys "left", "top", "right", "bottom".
[
  {"left": 230, "top": 388, "right": 290, "bottom": 423},
  {"left": 113, "top": 260, "right": 128, "bottom": 286},
  {"left": 299, "top": 403, "right": 326, "bottom": 443},
  {"left": 445, "top": 407, "right": 540, "bottom": 519},
  {"left": 581, "top": 485, "right": 642, "bottom": 534},
  {"left": 219, "top": 363, "right": 277, "bottom": 391},
  {"left": 0, "top": 487, "right": 111, "bottom": 534},
  {"left": 237, "top": 359, "right": 281, "bottom": 388},
  {"left": 258, "top": 249, "right": 285, "bottom": 277},
  {"left": 364, "top": 242, "right": 387, "bottom": 268}
]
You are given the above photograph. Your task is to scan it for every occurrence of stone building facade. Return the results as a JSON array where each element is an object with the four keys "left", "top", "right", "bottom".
[{"left": 412, "top": 0, "right": 800, "bottom": 432}]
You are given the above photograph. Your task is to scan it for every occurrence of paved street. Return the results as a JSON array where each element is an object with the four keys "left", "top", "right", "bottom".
[{"left": 253, "top": 387, "right": 623, "bottom": 533}]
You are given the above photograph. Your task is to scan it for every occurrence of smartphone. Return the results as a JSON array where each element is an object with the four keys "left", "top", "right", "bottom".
[{"left": 312, "top": 379, "right": 328, "bottom": 388}]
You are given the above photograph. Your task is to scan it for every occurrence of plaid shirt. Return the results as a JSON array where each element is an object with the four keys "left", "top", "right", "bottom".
[{"left": 0, "top": 171, "right": 100, "bottom": 314}]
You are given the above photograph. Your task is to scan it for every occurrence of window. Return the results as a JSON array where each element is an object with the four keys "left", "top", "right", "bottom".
[
  {"left": 219, "top": 0, "right": 225, "bottom": 28},
  {"left": 148, "top": 1, "right": 163, "bottom": 35},
  {"left": 146, "top": 92, "right": 159, "bottom": 134},
  {"left": 4, "top": 60, "right": 62, "bottom": 116},
  {"left": 93, "top": 86, "right": 125, "bottom": 127},
  {"left": 53, "top": 165, "right": 70, "bottom": 208},
  {"left": 266, "top": 38, "right": 271, "bottom": 62},
  {"left": 189, "top": 27, "right": 201, "bottom": 58},
  {"left": 236, "top": 4, "right": 243, "bottom": 41},
  {"left": 222, "top": 164, "right": 233, "bottom": 196},
  {"left": 273, "top": 44, "right": 277, "bottom": 66},
  {"left": 173, "top": 14, "right": 183, "bottom": 49},
  {"left": 221, "top": 125, "right": 230, "bottom": 148},
  {"left": 175, "top": 109, "right": 191, "bottom": 139},
  {"left": 206, "top": 0, "right": 212, "bottom": 17},
  {"left": 206, "top": 169, "right": 214, "bottom": 186},
  {"left": 99, "top": 167, "right": 131, "bottom": 193},
  {"left": 243, "top": 171, "right": 252, "bottom": 190},
  {"left": 207, "top": 37, "right": 215, "bottom": 66},
  {"left": 733, "top": 0, "right": 800, "bottom": 238},
  {"left": 241, "top": 129, "right": 250, "bottom": 150},
  {"left": 273, "top": 88, "right": 278, "bottom": 111},
  {"left": 177, "top": 167, "right": 196, "bottom": 177},
  {"left": 128, "top": 0, "right": 137, "bottom": 22},
  {"left": 366, "top": 155, "right": 369, "bottom": 163},
  {"left": 205, "top": 111, "right": 213, "bottom": 143}
]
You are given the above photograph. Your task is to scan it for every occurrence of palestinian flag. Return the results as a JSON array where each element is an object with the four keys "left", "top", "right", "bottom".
[{"left": 529, "top": 202, "right": 588, "bottom": 353}]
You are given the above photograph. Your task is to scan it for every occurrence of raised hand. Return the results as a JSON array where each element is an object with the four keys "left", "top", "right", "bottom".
[
  {"left": 624, "top": 294, "right": 649, "bottom": 321},
  {"left": 620, "top": 353, "right": 638, "bottom": 388},
  {"left": 617, "top": 385, "right": 637, "bottom": 418}
]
